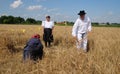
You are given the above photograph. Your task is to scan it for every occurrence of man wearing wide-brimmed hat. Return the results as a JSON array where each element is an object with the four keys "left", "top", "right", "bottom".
[{"left": 72, "top": 10, "right": 92, "bottom": 52}]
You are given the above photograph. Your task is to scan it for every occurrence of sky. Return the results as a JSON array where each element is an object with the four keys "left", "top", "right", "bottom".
[{"left": 0, "top": 0, "right": 120, "bottom": 23}]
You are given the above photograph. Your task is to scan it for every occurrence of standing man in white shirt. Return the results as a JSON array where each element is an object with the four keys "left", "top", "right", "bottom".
[
  {"left": 42, "top": 16, "right": 54, "bottom": 47},
  {"left": 72, "top": 10, "right": 92, "bottom": 52}
]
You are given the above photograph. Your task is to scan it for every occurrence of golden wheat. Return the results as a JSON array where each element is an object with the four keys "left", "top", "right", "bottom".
[{"left": 0, "top": 25, "right": 120, "bottom": 74}]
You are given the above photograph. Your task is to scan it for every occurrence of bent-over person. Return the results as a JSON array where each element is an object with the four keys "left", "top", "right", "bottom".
[{"left": 23, "top": 34, "right": 43, "bottom": 61}]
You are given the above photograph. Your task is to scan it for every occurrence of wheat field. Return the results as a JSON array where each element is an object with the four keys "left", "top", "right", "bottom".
[{"left": 0, "top": 25, "right": 120, "bottom": 74}]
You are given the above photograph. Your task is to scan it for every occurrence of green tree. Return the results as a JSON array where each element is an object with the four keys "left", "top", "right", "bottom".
[
  {"left": 7, "top": 16, "right": 14, "bottom": 24},
  {"left": 0, "top": 16, "right": 8, "bottom": 24},
  {"left": 26, "top": 18, "right": 37, "bottom": 24},
  {"left": 36, "top": 20, "right": 42, "bottom": 24},
  {"left": 106, "top": 22, "right": 110, "bottom": 25},
  {"left": 14, "top": 17, "right": 25, "bottom": 24}
]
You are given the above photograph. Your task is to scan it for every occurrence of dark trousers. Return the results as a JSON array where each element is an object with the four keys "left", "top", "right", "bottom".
[{"left": 43, "top": 28, "right": 52, "bottom": 47}]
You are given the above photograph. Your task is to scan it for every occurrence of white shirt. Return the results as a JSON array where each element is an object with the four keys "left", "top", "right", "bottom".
[
  {"left": 42, "top": 21, "right": 54, "bottom": 29},
  {"left": 72, "top": 16, "right": 92, "bottom": 37}
]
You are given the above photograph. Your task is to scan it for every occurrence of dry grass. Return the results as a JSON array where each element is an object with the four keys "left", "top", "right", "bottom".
[{"left": 0, "top": 25, "right": 120, "bottom": 74}]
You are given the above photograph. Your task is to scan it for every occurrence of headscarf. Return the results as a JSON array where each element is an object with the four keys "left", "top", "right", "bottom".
[{"left": 32, "top": 34, "right": 40, "bottom": 39}]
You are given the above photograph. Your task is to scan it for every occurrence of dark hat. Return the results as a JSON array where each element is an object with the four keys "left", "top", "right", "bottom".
[{"left": 78, "top": 10, "right": 86, "bottom": 15}]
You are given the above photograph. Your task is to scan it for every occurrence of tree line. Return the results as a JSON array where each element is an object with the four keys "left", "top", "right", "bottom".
[
  {"left": 0, "top": 15, "right": 74, "bottom": 26},
  {"left": 0, "top": 15, "right": 42, "bottom": 24},
  {"left": 0, "top": 15, "right": 119, "bottom": 27}
]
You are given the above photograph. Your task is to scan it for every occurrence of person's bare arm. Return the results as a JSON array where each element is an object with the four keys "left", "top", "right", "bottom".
[{"left": 41, "top": 21, "right": 45, "bottom": 35}]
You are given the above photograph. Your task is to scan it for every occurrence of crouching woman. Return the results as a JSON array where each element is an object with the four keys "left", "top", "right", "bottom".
[{"left": 23, "top": 34, "right": 43, "bottom": 62}]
